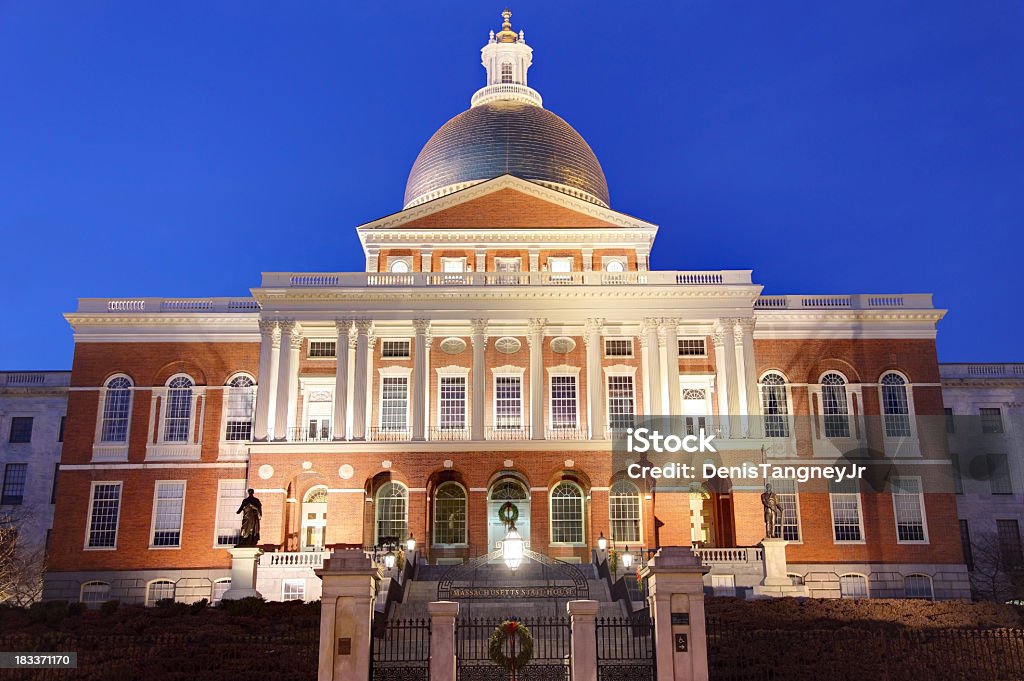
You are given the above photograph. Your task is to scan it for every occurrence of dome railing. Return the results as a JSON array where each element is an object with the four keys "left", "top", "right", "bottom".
[{"left": 470, "top": 83, "right": 544, "bottom": 108}]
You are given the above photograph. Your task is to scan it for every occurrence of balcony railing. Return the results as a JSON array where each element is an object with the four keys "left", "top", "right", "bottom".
[
  {"left": 428, "top": 427, "right": 471, "bottom": 441},
  {"left": 261, "top": 270, "right": 753, "bottom": 289},
  {"left": 368, "top": 427, "right": 412, "bottom": 442},
  {"left": 754, "top": 293, "right": 935, "bottom": 310},
  {"left": 545, "top": 427, "right": 589, "bottom": 441},
  {"left": 259, "top": 550, "right": 331, "bottom": 569}
]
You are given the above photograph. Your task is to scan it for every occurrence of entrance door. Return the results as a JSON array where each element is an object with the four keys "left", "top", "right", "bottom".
[
  {"left": 301, "top": 487, "right": 328, "bottom": 551},
  {"left": 487, "top": 478, "right": 530, "bottom": 556}
]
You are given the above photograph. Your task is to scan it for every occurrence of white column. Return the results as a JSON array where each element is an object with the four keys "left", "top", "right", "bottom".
[
  {"left": 253, "top": 320, "right": 279, "bottom": 441},
  {"left": 427, "top": 601, "right": 459, "bottom": 681},
  {"left": 332, "top": 320, "right": 351, "bottom": 441},
  {"left": 663, "top": 319, "right": 681, "bottom": 417},
  {"left": 351, "top": 321, "right": 371, "bottom": 441},
  {"left": 711, "top": 331, "right": 731, "bottom": 438},
  {"left": 636, "top": 246, "right": 650, "bottom": 272},
  {"left": 716, "top": 320, "right": 741, "bottom": 437},
  {"left": 285, "top": 329, "right": 302, "bottom": 440},
  {"left": 584, "top": 318, "right": 604, "bottom": 439},
  {"left": 365, "top": 333, "right": 376, "bottom": 437},
  {"left": 412, "top": 319, "right": 430, "bottom": 441},
  {"left": 642, "top": 318, "right": 663, "bottom": 415},
  {"left": 567, "top": 600, "right": 600, "bottom": 681},
  {"left": 471, "top": 319, "right": 487, "bottom": 440},
  {"left": 528, "top": 318, "right": 546, "bottom": 440},
  {"left": 736, "top": 318, "right": 761, "bottom": 437},
  {"left": 729, "top": 319, "right": 749, "bottom": 436},
  {"left": 274, "top": 321, "right": 296, "bottom": 441}
]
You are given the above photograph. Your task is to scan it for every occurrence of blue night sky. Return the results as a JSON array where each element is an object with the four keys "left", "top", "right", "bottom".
[{"left": 1, "top": 2, "right": 1022, "bottom": 369}]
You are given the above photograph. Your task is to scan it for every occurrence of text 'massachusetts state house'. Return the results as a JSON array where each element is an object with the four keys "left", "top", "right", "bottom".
[{"left": 45, "top": 11, "right": 969, "bottom": 605}]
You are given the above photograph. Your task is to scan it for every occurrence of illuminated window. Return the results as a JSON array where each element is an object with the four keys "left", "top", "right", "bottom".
[
  {"left": 880, "top": 373, "right": 911, "bottom": 437},
  {"left": 433, "top": 483, "right": 467, "bottom": 545},
  {"left": 163, "top": 376, "right": 194, "bottom": 442},
  {"left": 224, "top": 375, "right": 255, "bottom": 441},
  {"left": 100, "top": 376, "right": 133, "bottom": 442},
  {"left": 760, "top": 373, "right": 790, "bottom": 438},
  {"left": 375, "top": 482, "right": 408, "bottom": 544},
  {"left": 821, "top": 373, "right": 850, "bottom": 438},
  {"left": 550, "top": 482, "right": 584, "bottom": 544},
  {"left": 609, "top": 481, "right": 641, "bottom": 543},
  {"left": 501, "top": 62, "right": 513, "bottom": 83},
  {"left": 892, "top": 477, "right": 927, "bottom": 543}
]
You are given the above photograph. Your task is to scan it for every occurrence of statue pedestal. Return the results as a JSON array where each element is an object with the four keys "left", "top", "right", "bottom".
[
  {"left": 222, "top": 546, "right": 264, "bottom": 601},
  {"left": 752, "top": 538, "right": 808, "bottom": 598}
]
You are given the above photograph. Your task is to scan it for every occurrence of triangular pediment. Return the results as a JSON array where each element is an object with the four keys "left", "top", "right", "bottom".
[{"left": 357, "top": 175, "right": 657, "bottom": 232}]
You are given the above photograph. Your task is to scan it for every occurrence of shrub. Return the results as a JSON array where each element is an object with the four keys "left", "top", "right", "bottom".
[
  {"left": 67, "top": 602, "right": 86, "bottom": 617},
  {"left": 100, "top": 599, "right": 120, "bottom": 615},
  {"left": 28, "top": 600, "right": 69, "bottom": 627},
  {"left": 189, "top": 598, "right": 209, "bottom": 615},
  {"left": 218, "top": 596, "right": 266, "bottom": 617}
]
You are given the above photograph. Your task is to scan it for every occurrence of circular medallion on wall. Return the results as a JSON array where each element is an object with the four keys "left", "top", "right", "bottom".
[
  {"left": 257, "top": 464, "right": 274, "bottom": 480},
  {"left": 443, "top": 459, "right": 454, "bottom": 469},
  {"left": 302, "top": 461, "right": 313, "bottom": 470},
  {"left": 550, "top": 337, "right": 576, "bottom": 354},
  {"left": 440, "top": 337, "right": 467, "bottom": 355},
  {"left": 494, "top": 336, "right": 522, "bottom": 354},
  {"left": 382, "top": 460, "right": 393, "bottom": 469},
  {"left": 503, "top": 459, "right": 514, "bottom": 468},
  {"left": 339, "top": 464, "right": 354, "bottom": 480}
]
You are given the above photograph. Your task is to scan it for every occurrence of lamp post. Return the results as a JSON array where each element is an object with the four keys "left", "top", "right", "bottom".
[
  {"left": 621, "top": 545, "right": 634, "bottom": 569},
  {"left": 383, "top": 543, "right": 396, "bottom": 571},
  {"left": 406, "top": 533, "right": 416, "bottom": 553},
  {"left": 597, "top": 531, "right": 607, "bottom": 552},
  {"left": 503, "top": 525, "right": 524, "bottom": 572}
]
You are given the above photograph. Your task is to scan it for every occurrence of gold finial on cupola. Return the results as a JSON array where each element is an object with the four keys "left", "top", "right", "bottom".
[{"left": 496, "top": 8, "right": 519, "bottom": 43}]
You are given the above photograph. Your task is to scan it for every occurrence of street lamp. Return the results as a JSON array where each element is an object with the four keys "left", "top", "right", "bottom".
[
  {"left": 383, "top": 544, "right": 396, "bottom": 570},
  {"left": 503, "top": 525, "right": 524, "bottom": 572},
  {"left": 597, "top": 532, "right": 607, "bottom": 552},
  {"left": 621, "top": 546, "right": 634, "bottom": 569},
  {"left": 406, "top": 533, "right": 416, "bottom": 553}
]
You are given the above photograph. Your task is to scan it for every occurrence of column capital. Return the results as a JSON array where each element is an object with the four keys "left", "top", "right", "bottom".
[
  {"left": 527, "top": 317, "right": 547, "bottom": 335},
  {"left": 710, "top": 331, "right": 726, "bottom": 349},
  {"left": 288, "top": 332, "right": 304, "bottom": 351},
  {"left": 335, "top": 319, "right": 353, "bottom": 335},
  {"left": 583, "top": 318, "right": 605, "bottom": 336},
  {"left": 733, "top": 317, "right": 757, "bottom": 334},
  {"left": 641, "top": 317, "right": 661, "bottom": 335},
  {"left": 258, "top": 319, "right": 278, "bottom": 335},
  {"left": 413, "top": 319, "right": 431, "bottom": 335},
  {"left": 277, "top": 319, "right": 296, "bottom": 335},
  {"left": 354, "top": 319, "right": 373, "bottom": 335},
  {"left": 470, "top": 318, "right": 488, "bottom": 336},
  {"left": 367, "top": 333, "right": 377, "bottom": 351}
]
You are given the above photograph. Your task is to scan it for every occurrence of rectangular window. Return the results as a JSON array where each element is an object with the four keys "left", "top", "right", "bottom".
[
  {"left": 892, "top": 477, "right": 927, "bottom": 543},
  {"left": 282, "top": 579, "right": 305, "bottom": 602},
  {"left": 381, "top": 340, "right": 411, "bottom": 359},
  {"left": 224, "top": 384, "right": 255, "bottom": 441},
  {"left": 829, "top": 478, "right": 863, "bottom": 542},
  {"left": 980, "top": 407, "right": 1004, "bottom": 434},
  {"left": 550, "top": 375, "right": 578, "bottom": 430},
  {"left": 604, "top": 339, "right": 633, "bottom": 358},
  {"left": 959, "top": 519, "right": 973, "bottom": 571},
  {"left": 151, "top": 482, "right": 186, "bottom": 547},
  {"left": 944, "top": 407, "right": 955, "bottom": 434},
  {"left": 51, "top": 463, "right": 59, "bottom": 504},
  {"left": 215, "top": 479, "right": 246, "bottom": 547},
  {"left": 308, "top": 340, "right": 337, "bottom": 358},
  {"left": 439, "top": 376, "right": 467, "bottom": 430},
  {"left": 988, "top": 453, "right": 1012, "bottom": 494},
  {"left": 58, "top": 416, "right": 66, "bottom": 442},
  {"left": 548, "top": 257, "right": 572, "bottom": 273},
  {"left": 9, "top": 417, "right": 32, "bottom": 443},
  {"left": 380, "top": 376, "right": 409, "bottom": 432},
  {"left": 951, "top": 453, "right": 963, "bottom": 494},
  {"left": 2, "top": 463, "right": 28, "bottom": 505},
  {"left": 442, "top": 258, "right": 466, "bottom": 273},
  {"left": 607, "top": 375, "right": 636, "bottom": 431},
  {"left": 997, "top": 519, "right": 1023, "bottom": 569},
  {"left": 494, "top": 376, "right": 522, "bottom": 429},
  {"left": 678, "top": 338, "right": 707, "bottom": 357},
  {"left": 773, "top": 478, "right": 801, "bottom": 541},
  {"left": 87, "top": 482, "right": 122, "bottom": 549}
]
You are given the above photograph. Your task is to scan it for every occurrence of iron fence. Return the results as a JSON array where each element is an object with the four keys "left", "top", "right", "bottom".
[
  {"left": 370, "top": 618, "right": 430, "bottom": 681},
  {"left": 596, "top": 615, "right": 656, "bottom": 681},
  {"left": 456, "top": 617, "right": 571, "bottom": 681}
]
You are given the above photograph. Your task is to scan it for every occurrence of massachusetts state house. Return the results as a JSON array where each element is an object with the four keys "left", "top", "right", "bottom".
[{"left": 45, "top": 11, "right": 968, "bottom": 606}]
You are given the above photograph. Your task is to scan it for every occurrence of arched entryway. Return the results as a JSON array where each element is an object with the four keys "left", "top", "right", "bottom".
[
  {"left": 487, "top": 477, "right": 530, "bottom": 555},
  {"left": 301, "top": 486, "right": 328, "bottom": 551}
]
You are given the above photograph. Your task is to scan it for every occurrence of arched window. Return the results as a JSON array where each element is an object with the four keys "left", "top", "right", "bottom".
[
  {"left": 100, "top": 375, "right": 133, "bottom": 443},
  {"left": 501, "top": 62, "right": 513, "bottom": 84},
  {"left": 609, "top": 481, "right": 641, "bottom": 543},
  {"left": 904, "top": 574, "right": 933, "bottom": 599},
  {"left": 164, "top": 375, "right": 194, "bottom": 442},
  {"left": 211, "top": 579, "right": 231, "bottom": 604},
  {"left": 80, "top": 581, "right": 110, "bottom": 608},
  {"left": 375, "top": 482, "right": 408, "bottom": 544},
  {"left": 390, "top": 260, "right": 410, "bottom": 273},
  {"left": 491, "top": 479, "right": 528, "bottom": 501},
  {"left": 881, "top": 372, "right": 912, "bottom": 437},
  {"left": 224, "top": 374, "right": 255, "bottom": 441},
  {"left": 760, "top": 372, "right": 790, "bottom": 438},
  {"left": 839, "top": 574, "right": 868, "bottom": 599},
  {"left": 304, "top": 486, "right": 328, "bottom": 503},
  {"left": 146, "top": 579, "right": 175, "bottom": 606},
  {"left": 433, "top": 482, "right": 467, "bottom": 545},
  {"left": 605, "top": 260, "right": 625, "bottom": 273},
  {"left": 821, "top": 372, "right": 850, "bottom": 438},
  {"left": 550, "top": 482, "right": 584, "bottom": 544}
]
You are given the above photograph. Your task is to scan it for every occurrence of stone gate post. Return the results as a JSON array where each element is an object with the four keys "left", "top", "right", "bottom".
[
  {"left": 642, "top": 546, "right": 710, "bottom": 681},
  {"left": 428, "top": 601, "right": 459, "bottom": 681},
  {"left": 315, "top": 550, "right": 380, "bottom": 681},
  {"left": 567, "top": 600, "right": 600, "bottom": 681}
]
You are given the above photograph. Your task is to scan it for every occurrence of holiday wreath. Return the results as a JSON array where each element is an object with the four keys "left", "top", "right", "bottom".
[
  {"left": 488, "top": 620, "right": 534, "bottom": 672},
  {"left": 497, "top": 501, "right": 519, "bottom": 528}
]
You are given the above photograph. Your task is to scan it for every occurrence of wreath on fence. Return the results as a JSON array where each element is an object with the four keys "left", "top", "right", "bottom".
[
  {"left": 497, "top": 502, "right": 519, "bottom": 528},
  {"left": 488, "top": 620, "right": 533, "bottom": 672}
]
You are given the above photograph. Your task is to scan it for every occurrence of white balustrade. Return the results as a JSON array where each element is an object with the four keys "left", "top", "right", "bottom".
[{"left": 260, "top": 551, "right": 331, "bottom": 568}]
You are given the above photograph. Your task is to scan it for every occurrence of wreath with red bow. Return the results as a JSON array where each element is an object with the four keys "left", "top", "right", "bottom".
[
  {"left": 497, "top": 501, "right": 519, "bottom": 528},
  {"left": 488, "top": 620, "right": 534, "bottom": 672}
]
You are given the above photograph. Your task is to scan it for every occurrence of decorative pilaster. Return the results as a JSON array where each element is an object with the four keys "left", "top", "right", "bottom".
[
  {"left": 582, "top": 247, "right": 594, "bottom": 272},
  {"left": 274, "top": 321, "right": 297, "bottom": 441},
  {"left": 474, "top": 249, "right": 486, "bottom": 274},
  {"left": 528, "top": 249, "right": 540, "bottom": 272},
  {"left": 332, "top": 320, "right": 351, "bottom": 441},
  {"left": 253, "top": 320, "right": 280, "bottom": 441},
  {"left": 470, "top": 319, "right": 488, "bottom": 440},
  {"left": 642, "top": 318, "right": 664, "bottom": 415},
  {"left": 714, "top": 319, "right": 740, "bottom": 437},
  {"left": 528, "top": 318, "right": 546, "bottom": 440},
  {"left": 412, "top": 320, "right": 430, "bottom": 441},
  {"left": 420, "top": 248, "right": 432, "bottom": 273},
  {"left": 662, "top": 319, "right": 682, "bottom": 417},
  {"left": 710, "top": 332, "right": 730, "bottom": 438},
  {"left": 351, "top": 321, "right": 372, "bottom": 441},
  {"left": 365, "top": 249, "right": 379, "bottom": 273},
  {"left": 583, "top": 318, "right": 605, "bottom": 439}
]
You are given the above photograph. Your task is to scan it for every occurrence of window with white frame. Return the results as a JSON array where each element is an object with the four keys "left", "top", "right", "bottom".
[
  {"left": 212, "top": 579, "right": 231, "bottom": 604},
  {"left": 494, "top": 375, "right": 523, "bottom": 429},
  {"left": 988, "top": 453, "right": 1012, "bottom": 494},
  {"left": 282, "top": 579, "right": 305, "bottom": 601},
  {"left": 381, "top": 340, "right": 411, "bottom": 359},
  {"left": 375, "top": 482, "right": 408, "bottom": 543},
  {"left": 904, "top": 574, "right": 933, "bottom": 599},
  {"left": 87, "top": 482, "right": 122, "bottom": 549},
  {"left": 607, "top": 375, "right": 635, "bottom": 431},
  {"left": 550, "top": 375, "right": 578, "bottom": 430},
  {"left": 609, "top": 481, "right": 641, "bottom": 543},
  {"left": 604, "top": 339, "right": 633, "bottom": 358},
  {"left": 163, "top": 375, "right": 194, "bottom": 442},
  {"left": 224, "top": 375, "right": 255, "bottom": 441},
  {"left": 678, "top": 338, "right": 706, "bottom": 357},
  {"left": 308, "top": 340, "right": 337, "bottom": 358},
  {"left": 146, "top": 580, "right": 175, "bottom": 606},
  {"left": 389, "top": 259, "right": 410, "bottom": 273},
  {"left": 380, "top": 377, "right": 409, "bottom": 432},
  {"left": 80, "top": 581, "right": 110, "bottom": 607},
  {"left": 151, "top": 481, "right": 186, "bottom": 547},
  {"left": 604, "top": 259, "right": 625, "bottom": 273},
  {"left": 442, "top": 258, "right": 466, "bottom": 273},
  {"left": 548, "top": 256, "right": 573, "bottom": 283},
  {"left": 681, "top": 388, "right": 708, "bottom": 435},
  {"left": 820, "top": 372, "right": 851, "bottom": 438},
  {"left": 433, "top": 482, "right": 467, "bottom": 545},
  {"left": 773, "top": 479, "right": 801, "bottom": 541},
  {"left": 439, "top": 376, "right": 467, "bottom": 430},
  {"left": 839, "top": 574, "right": 868, "bottom": 598},
  {"left": 500, "top": 62, "right": 513, "bottom": 83},
  {"left": 760, "top": 372, "right": 790, "bottom": 438},
  {"left": 892, "top": 476, "right": 927, "bottom": 542},
  {"left": 100, "top": 375, "right": 133, "bottom": 442},
  {"left": 215, "top": 479, "right": 246, "bottom": 547},
  {"left": 550, "top": 482, "right": 584, "bottom": 544},
  {"left": 829, "top": 478, "right": 863, "bottom": 542},
  {"left": 880, "top": 373, "right": 912, "bottom": 437}
]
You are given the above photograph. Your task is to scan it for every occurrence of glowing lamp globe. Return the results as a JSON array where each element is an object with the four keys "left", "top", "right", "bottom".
[{"left": 503, "top": 525, "right": 525, "bottom": 571}]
